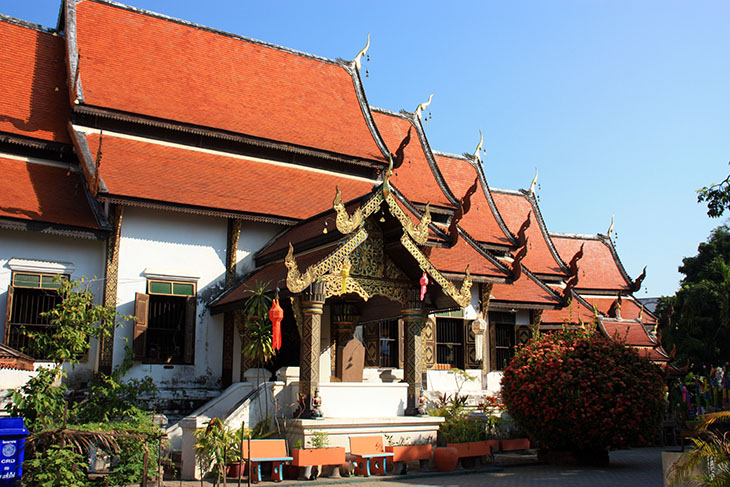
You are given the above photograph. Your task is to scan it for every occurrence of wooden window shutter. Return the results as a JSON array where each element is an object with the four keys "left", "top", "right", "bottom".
[
  {"left": 464, "top": 320, "right": 479, "bottom": 369},
  {"left": 183, "top": 296, "right": 196, "bottom": 364},
  {"left": 133, "top": 293, "right": 149, "bottom": 360},
  {"left": 397, "top": 319, "right": 404, "bottom": 369},
  {"left": 4, "top": 285, "right": 14, "bottom": 344},
  {"left": 489, "top": 321, "right": 497, "bottom": 372},
  {"left": 363, "top": 323, "right": 379, "bottom": 367}
]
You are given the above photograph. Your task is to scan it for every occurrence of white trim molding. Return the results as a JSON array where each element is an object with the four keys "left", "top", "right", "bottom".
[{"left": 7, "top": 258, "right": 75, "bottom": 275}]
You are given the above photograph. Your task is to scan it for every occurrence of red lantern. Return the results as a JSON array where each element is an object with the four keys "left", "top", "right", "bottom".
[
  {"left": 420, "top": 272, "right": 429, "bottom": 301},
  {"left": 269, "top": 298, "right": 284, "bottom": 351}
]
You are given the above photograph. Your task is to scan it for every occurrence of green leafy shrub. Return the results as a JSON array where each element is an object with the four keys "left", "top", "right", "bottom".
[
  {"left": 501, "top": 328, "right": 665, "bottom": 452},
  {"left": 22, "top": 444, "right": 88, "bottom": 487}
]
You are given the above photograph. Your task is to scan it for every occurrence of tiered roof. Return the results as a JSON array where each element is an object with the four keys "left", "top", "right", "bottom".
[
  {"left": 492, "top": 189, "right": 569, "bottom": 279},
  {"left": 551, "top": 233, "right": 633, "bottom": 292},
  {"left": 74, "top": 129, "right": 377, "bottom": 222},
  {"left": 67, "top": 0, "right": 389, "bottom": 163}
]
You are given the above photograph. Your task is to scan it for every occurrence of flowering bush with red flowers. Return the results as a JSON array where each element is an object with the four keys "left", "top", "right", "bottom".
[{"left": 501, "top": 328, "right": 665, "bottom": 452}]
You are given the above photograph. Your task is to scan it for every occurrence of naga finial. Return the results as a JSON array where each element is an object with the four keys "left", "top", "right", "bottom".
[
  {"left": 529, "top": 168, "right": 538, "bottom": 195},
  {"left": 472, "top": 129, "right": 483, "bottom": 162},
  {"left": 414, "top": 93, "right": 433, "bottom": 121},
  {"left": 353, "top": 33, "right": 370, "bottom": 71}
]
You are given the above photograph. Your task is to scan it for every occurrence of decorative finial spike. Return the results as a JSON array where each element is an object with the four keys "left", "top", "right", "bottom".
[
  {"left": 529, "top": 168, "right": 538, "bottom": 195},
  {"left": 415, "top": 93, "right": 433, "bottom": 121},
  {"left": 354, "top": 33, "right": 371, "bottom": 71},
  {"left": 472, "top": 129, "right": 483, "bottom": 162}
]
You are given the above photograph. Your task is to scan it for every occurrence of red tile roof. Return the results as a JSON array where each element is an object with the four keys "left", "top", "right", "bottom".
[
  {"left": 541, "top": 295, "right": 597, "bottom": 325},
  {"left": 0, "top": 155, "right": 99, "bottom": 229},
  {"left": 491, "top": 190, "right": 568, "bottom": 277},
  {"left": 70, "top": 0, "right": 386, "bottom": 162},
  {"left": 490, "top": 270, "right": 563, "bottom": 306},
  {"left": 0, "top": 18, "right": 70, "bottom": 144},
  {"left": 600, "top": 320, "right": 657, "bottom": 348},
  {"left": 372, "top": 110, "right": 453, "bottom": 209},
  {"left": 551, "top": 235, "right": 632, "bottom": 292},
  {"left": 78, "top": 131, "right": 376, "bottom": 220},
  {"left": 0, "top": 344, "right": 35, "bottom": 371},
  {"left": 428, "top": 235, "right": 509, "bottom": 280},
  {"left": 434, "top": 154, "right": 513, "bottom": 247},
  {"left": 583, "top": 295, "right": 656, "bottom": 326}
]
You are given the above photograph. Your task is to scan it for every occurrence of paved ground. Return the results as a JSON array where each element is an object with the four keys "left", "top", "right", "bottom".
[{"left": 155, "top": 447, "right": 668, "bottom": 487}]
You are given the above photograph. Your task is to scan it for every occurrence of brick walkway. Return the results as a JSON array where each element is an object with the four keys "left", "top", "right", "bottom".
[{"left": 153, "top": 447, "right": 666, "bottom": 487}]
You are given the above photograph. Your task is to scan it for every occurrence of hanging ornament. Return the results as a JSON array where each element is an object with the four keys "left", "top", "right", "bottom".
[
  {"left": 269, "top": 298, "right": 284, "bottom": 351},
  {"left": 340, "top": 258, "right": 351, "bottom": 294},
  {"left": 419, "top": 272, "right": 429, "bottom": 301}
]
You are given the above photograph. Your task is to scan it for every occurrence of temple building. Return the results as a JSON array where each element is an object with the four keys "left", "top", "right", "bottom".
[{"left": 0, "top": 0, "right": 670, "bottom": 477}]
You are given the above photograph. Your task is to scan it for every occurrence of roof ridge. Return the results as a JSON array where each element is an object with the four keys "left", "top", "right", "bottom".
[
  {"left": 550, "top": 231, "right": 602, "bottom": 241},
  {"left": 0, "top": 13, "right": 60, "bottom": 34},
  {"left": 490, "top": 187, "right": 523, "bottom": 195},
  {"left": 432, "top": 150, "right": 470, "bottom": 161}
]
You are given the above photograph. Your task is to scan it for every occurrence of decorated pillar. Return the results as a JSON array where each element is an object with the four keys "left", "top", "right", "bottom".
[
  {"left": 298, "top": 281, "right": 325, "bottom": 417},
  {"left": 100, "top": 204, "right": 123, "bottom": 375},
  {"left": 222, "top": 218, "right": 242, "bottom": 387},
  {"left": 479, "top": 282, "right": 494, "bottom": 375},
  {"left": 402, "top": 287, "right": 425, "bottom": 415}
]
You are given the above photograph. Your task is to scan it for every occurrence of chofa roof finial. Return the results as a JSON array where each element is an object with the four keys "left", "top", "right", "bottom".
[
  {"left": 472, "top": 129, "right": 483, "bottom": 163},
  {"left": 414, "top": 93, "right": 433, "bottom": 121},
  {"left": 353, "top": 33, "right": 370, "bottom": 71},
  {"left": 529, "top": 168, "right": 538, "bottom": 195},
  {"left": 607, "top": 214, "right": 615, "bottom": 237}
]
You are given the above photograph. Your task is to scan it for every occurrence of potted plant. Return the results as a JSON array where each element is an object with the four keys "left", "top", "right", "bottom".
[
  {"left": 384, "top": 435, "right": 433, "bottom": 474},
  {"left": 195, "top": 418, "right": 234, "bottom": 485},
  {"left": 429, "top": 392, "right": 490, "bottom": 470},
  {"left": 291, "top": 431, "right": 346, "bottom": 479}
]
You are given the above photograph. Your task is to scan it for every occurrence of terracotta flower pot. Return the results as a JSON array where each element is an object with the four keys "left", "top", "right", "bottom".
[
  {"left": 500, "top": 438, "right": 530, "bottom": 451},
  {"left": 433, "top": 446, "right": 459, "bottom": 472},
  {"left": 487, "top": 439, "right": 501, "bottom": 453},
  {"left": 225, "top": 462, "right": 246, "bottom": 478},
  {"left": 385, "top": 444, "right": 433, "bottom": 462},
  {"left": 446, "top": 440, "right": 491, "bottom": 458}
]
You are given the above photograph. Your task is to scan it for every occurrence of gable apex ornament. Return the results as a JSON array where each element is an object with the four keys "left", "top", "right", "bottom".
[
  {"left": 353, "top": 33, "right": 370, "bottom": 71},
  {"left": 414, "top": 93, "right": 433, "bottom": 121},
  {"left": 333, "top": 186, "right": 364, "bottom": 234},
  {"left": 630, "top": 266, "right": 647, "bottom": 292}
]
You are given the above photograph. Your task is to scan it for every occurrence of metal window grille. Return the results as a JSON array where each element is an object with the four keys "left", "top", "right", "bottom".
[
  {"left": 490, "top": 311, "right": 516, "bottom": 370},
  {"left": 7, "top": 287, "right": 62, "bottom": 356},
  {"left": 436, "top": 318, "right": 464, "bottom": 368},
  {"left": 378, "top": 319, "right": 398, "bottom": 368},
  {"left": 146, "top": 294, "right": 186, "bottom": 363}
]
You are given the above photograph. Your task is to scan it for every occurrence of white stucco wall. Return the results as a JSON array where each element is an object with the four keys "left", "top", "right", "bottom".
[
  {"left": 0, "top": 228, "right": 105, "bottom": 384},
  {"left": 113, "top": 207, "right": 282, "bottom": 399}
]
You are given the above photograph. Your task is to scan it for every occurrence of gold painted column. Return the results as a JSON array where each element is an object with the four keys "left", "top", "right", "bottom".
[
  {"left": 100, "top": 204, "right": 123, "bottom": 375},
  {"left": 298, "top": 282, "right": 325, "bottom": 418},
  {"left": 402, "top": 288, "right": 425, "bottom": 416},
  {"left": 222, "top": 218, "right": 242, "bottom": 387}
]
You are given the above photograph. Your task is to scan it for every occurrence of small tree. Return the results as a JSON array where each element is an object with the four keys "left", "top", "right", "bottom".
[{"left": 501, "top": 328, "right": 665, "bottom": 462}]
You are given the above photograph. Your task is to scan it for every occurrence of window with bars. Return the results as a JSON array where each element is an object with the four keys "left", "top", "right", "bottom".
[
  {"left": 133, "top": 280, "right": 196, "bottom": 364},
  {"left": 4, "top": 272, "right": 64, "bottom": 358},
  {"left": 364, "top": 318, "right": 403, "bottom": 368},
  {"left": 489, "top": 311, "right": 516, "bottom": 371},
  {"left": 436, "top": 317, "right": 464, "bottom": 368}
]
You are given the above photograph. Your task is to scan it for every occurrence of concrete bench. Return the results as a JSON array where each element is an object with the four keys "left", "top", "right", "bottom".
[
  {"left": 241, "top": 439, "right": 293, "bottom": 483},
  {"left": 349, "top": 435, "right": 394, "bottom": 477}
]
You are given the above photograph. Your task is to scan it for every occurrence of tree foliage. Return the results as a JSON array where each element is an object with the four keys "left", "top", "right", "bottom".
[
  {"left": 698, "top": 169, "right": 730, "bottom": 218},
  {"left": 657, "top": 225, "right": 730, "bottom": 371}
]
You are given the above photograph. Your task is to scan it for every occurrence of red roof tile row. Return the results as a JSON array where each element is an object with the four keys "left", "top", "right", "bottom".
[
  {"left": 551, "top": 234, "right": 632, "bottom": 291},
  {"left": 79, "top": 131, "right": 376, "bottom": 221},
  {"left": 70, "top": 0, "right": 386, "bottom": 162},
  {"left": 492, "top": 190, "right": 568, "bottom": 277},
  {"left": 0, "top": 155, "right": 99, "bottom": 229},
  {"left": 0, "top": 18, "right": 70, "bottom": 144}
]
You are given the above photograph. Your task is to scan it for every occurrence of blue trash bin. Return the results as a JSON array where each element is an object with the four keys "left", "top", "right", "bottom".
[{"left": 0, "top": 417, "right": 29, "bottom": 486}]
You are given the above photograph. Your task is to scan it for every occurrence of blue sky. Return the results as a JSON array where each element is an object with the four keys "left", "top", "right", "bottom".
[{"left": 4, "top": 0, "right": 729, "bottom": 298}]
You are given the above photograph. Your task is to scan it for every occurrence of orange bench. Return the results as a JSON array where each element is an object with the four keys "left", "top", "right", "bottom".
[
  {"left": 349, "top": 435, "right": 394, "bottom": 477},
  {"left": 241, "top": 439, "right": 293, "bottom": 483}
]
